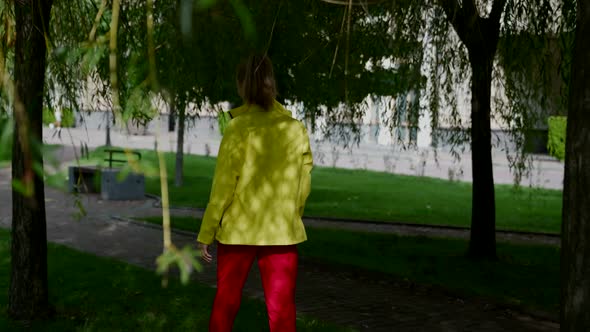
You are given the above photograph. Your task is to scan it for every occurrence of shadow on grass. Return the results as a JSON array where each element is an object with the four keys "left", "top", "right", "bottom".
[
  {"left": 0, "top": 229, "right": 354, "bottom": 332},
  {"left": 140, "top": 216, "right": 559, "bottom": 316}
]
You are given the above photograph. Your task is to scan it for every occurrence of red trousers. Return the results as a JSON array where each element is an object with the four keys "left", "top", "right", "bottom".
[{"left": 209, "top": 243, "right": 298, "bottom": 332}]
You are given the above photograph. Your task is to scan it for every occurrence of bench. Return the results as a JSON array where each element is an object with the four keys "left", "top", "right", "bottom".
[
  {"left": 68, "top": 149, "right": 145, "bottom": 201},
  {"left": 68, "top": 165, "right": 100, "bottom": 193},
  {"left": 104, "top": 148, "right": 142, "bottom": 168},
  {"left": 101, "top": 149, "right": 145, "bottom": 201}
]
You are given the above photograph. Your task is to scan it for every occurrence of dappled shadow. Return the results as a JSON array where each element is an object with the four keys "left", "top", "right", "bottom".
[{"left": 205, "top": 109, "right": 311, "bottom": 245}]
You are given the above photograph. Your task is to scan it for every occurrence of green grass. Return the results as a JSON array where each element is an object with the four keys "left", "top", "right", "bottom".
[
  {"left": 141, "top": 216, "right": 560, "bottom": 313},
  {"left": 0, "top": 229, "right": 354, "bottom": 332},
  {"left": 88, "top": 147, "right": 562, "bottom": 233}
]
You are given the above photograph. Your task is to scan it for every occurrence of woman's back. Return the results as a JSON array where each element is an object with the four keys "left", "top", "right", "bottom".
[{"left": 198, "top": 104, "right": 313, "bottom": 245}]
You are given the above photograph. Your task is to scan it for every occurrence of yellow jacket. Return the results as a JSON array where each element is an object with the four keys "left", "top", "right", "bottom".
[
  {"left": 227, "top": 100, "right": 292, "bottom": 119},
  {"left": 197, "top": 103, "right": 313, "bottom": 245}
]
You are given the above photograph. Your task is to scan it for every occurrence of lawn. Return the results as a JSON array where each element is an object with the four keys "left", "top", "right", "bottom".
[
  {"left": 0, "top": 229, "right": 354, "bottom": 332},
  {"left": 85, "top": 147, "right": 562, "bottom": 233},
  {"left": 141, "top": 216, "right": 560, "bottom": 314}
]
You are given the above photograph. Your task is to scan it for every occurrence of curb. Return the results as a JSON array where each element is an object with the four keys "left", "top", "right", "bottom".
[
  {"left": 145, "top": 194, "right": 560, "bottom": 240},
  {"left": 109, "top": 215, "right": 197, "bottom": 239},
  {"left": 304, "top": 215, "right": 560, "bottom": 239}
]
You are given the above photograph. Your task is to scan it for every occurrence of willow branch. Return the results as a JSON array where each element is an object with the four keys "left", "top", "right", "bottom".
[
  {"left": 146, "top": 0, "right": 158, "bottom": 91},
  {"left": 329, "top": 6, "right": 348, "bottom": 78},
  {"left": 109, "top": 0, "right": 121, "bottom": 116},
  {"left": 89, "top": 0, "right": 107, "bottom": 41}
]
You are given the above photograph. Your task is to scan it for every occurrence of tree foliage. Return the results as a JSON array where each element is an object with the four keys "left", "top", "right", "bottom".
[
  {"left": 367, "top": 0, "right": 576, "bottom": 258},
  {"left": 0, "top": 0, "right": 581, "bottom": 278}
]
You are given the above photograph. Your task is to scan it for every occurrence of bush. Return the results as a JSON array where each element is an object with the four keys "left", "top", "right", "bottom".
[
  {"left": 43, "top": 108, "right": 75, "bottom": 128},
  {"left": 547, "top": 116, "right": 567, "bottom": 161}
]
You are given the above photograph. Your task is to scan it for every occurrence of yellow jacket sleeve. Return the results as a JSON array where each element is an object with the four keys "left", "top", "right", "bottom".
[
  {"left": 197, "top": 123, "right": 243, "bottom": 244},
  {"left": 298, "top": 126, "right": 313, "bottom": 217}
]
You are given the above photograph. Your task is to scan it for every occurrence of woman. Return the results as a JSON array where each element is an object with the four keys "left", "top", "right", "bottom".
[{"left": 197, "top": 54, "right": 313, "bottom": 332}]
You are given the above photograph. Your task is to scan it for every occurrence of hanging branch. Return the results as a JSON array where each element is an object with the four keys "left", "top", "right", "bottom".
[
  {"left": 109, "top": 0, "right": 121, "bottom": 118},
  {"left": 89, "top": 0, "right": 107, "bottom": 42},
  {"left": 344, "top": 0, "right": 353, "bottom": 102},
  {"left": 146, "top": 0, "right": 158, "bottom": 91},
  {"left": 329, "top": 5, "right": 348, "bottom": 78}
]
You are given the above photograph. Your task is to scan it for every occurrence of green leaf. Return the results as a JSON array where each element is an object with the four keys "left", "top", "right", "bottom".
[
  {"left": 217, "top": 111, "right": 230, "bottom": 136},
  {"left": 195, "top": 0, "right": 217, "bottom": 10},
  {"left": 180, "top": 0, "right": 194, "bottom": 41},
  {"left": 45, "top": 172, "right": 67, "bottom": 191},
  {"left": 229, "top": 0, "right": 256, "bottom": 42},
  {"left": 81, "top": 45, "right": 108, "bottom": 77},
  {"left": 32, "top": 161, "right": 44, "bottom": 178},
  {"left": 137, "top": 159, "right": 159, "bottom": 178},
  {"left": 156, "top": 245, "right": 202, "bottom": 286},
  {"left": 74, "top": 196, "right": 88, "bottom": 221},
  {"left": 11, "top": 178, "right": 32, "bottom": 197},
  {"left": 116, "top": 165, "right": 132, "bottom": 182}
]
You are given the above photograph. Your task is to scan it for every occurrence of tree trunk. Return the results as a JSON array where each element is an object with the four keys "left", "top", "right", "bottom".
[
  {"left": 466, "top": 54, "right": 497, "bottom": 260},
  {"left": 438, "top": 0, "right": 506, "bottom": 260},
  {"left": 168, "top": 97, "right": 176, "bottom": 133},
  {"left": 175, "top": 101, "right": 186, "bottom": 187},
  {"left": 105, "top": 111, "right": 112, "bottom": 146},
  {"left": 561, "top": 0, "right": 590, "bottom": 330},
  {"left": 9, "top": 0, "right": 53, "bottom": 320}
]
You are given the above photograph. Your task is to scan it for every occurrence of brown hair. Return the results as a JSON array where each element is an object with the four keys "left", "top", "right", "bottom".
[{"left": 236, "top": 54, "right": 277, "bottom": 110}]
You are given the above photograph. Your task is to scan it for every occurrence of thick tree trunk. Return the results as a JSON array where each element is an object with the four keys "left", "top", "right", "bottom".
[
  {"left": 467, "top": 55, "right": 497, "bottom": 260},
  {"left": 438, "top": 0, "right": 506, "bottom": 260},
  {"left": 175, "top": 102, "right": 186, "bottom": 187},
  {"left": 9, "top": 0, "right": 53, "bottom": 320},
  {"left": 561, "top": 1, "right": 590, "bottom": 330}
]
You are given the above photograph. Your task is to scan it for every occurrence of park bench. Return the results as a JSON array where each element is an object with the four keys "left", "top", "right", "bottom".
[
  {"left": 68, "top": 165, "right": 100, "bottom": 193},
  {"left": 68, "top": 148, "right": 145, "bottom": 201}
]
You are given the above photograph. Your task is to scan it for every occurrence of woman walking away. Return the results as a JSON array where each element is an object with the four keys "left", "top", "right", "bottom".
[{"left": 197, "top": 54, "right": 313, "bottom": 332}]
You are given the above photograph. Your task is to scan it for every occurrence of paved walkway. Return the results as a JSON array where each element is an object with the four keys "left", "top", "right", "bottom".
[{"left": 0, "top": 167, "right": 559, "bottom": 331}]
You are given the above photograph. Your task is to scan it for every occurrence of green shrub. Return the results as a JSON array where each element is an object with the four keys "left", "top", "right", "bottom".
[
  {"left": 547, "top": 116, "right": 567, "bottom": 161},
  {"left": 43, "top": 108, "right": 75, "bottom": 128}
]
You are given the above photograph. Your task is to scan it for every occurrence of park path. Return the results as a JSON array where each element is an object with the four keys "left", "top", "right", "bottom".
[{"left": 0, "top": 166, "right": 559, "bottom": 332}]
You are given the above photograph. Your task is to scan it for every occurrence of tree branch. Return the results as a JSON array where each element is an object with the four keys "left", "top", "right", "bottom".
[
  {"left": 437, "top": 0, "right": 468, "bottom": 42},
  {"left": 462, "top": 0, "right": 478, "bottom": 17},
  {"left": 488, "top": 0, "right": 507, "bottom": 25},
  {"left": 481, "top": 0, "right": 507, "bottom": 48}
]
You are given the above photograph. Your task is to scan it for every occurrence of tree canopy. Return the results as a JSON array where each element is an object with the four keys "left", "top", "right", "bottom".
[{"left": 0, "top": 0, "right": 579, "bottom": 260}]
